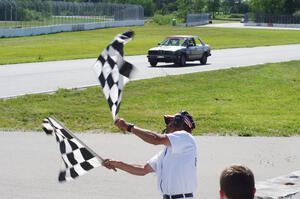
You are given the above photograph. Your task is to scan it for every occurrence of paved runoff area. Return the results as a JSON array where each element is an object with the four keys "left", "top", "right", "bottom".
[
  {"left": 0, "top": 132, "right": 299, "bottom": 199},
  {"left": 256, "top": 171, "right": 300, "bottom": 199}
]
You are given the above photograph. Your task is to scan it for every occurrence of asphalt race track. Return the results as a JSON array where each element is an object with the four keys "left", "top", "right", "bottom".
[{"left": 1, "top": 44, "right": 300, "bottom": 98}]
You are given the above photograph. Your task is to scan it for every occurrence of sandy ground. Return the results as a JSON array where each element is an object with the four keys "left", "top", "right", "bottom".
[{"left": 0, "top": 131, "right": 299, "bottom": 199}]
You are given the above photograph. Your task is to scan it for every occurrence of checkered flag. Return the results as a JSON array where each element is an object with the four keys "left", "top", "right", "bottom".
[
  {"left": 93, "top": 30, "right": 136, "bottom": 121},
  {"left": 42, "top": 117, "right": 103, "bottom": 182}
]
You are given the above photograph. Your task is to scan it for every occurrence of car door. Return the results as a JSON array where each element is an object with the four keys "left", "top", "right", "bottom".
[
  {"left": 185, "top": 38, "right": 194, "bottom": 60},
  {"left": 186, "top": 38, "right": 199, "bottom": 60},
  {"left": 194, "top": 38, "right": 204, "bottom": 59}
]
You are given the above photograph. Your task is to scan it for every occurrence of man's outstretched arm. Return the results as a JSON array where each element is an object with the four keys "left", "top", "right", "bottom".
[
  {"left": 115, "top": 118, "right": 170, "bottom": 146},
  {"left": 103, "top": 159, "right": 153, "bottom": 176}
]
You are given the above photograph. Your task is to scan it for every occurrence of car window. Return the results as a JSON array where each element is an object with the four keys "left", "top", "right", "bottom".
[
  {"left": 196, "top": 37, "right": 205, "bottom": 46},
  {"left": 161, "top": 38, "right": 187, "bottom": 46},
  {"left": 188, "top": 38, "right": 196, "bottom": 46},
  {"left": 181, "top": 39, "right": 188, "bottom": 46},
  {"left": 169, "top": 39, "right": 180, "bottom": 46},
  {"left": 194, "top": 38, "right": 201, "bottom": 45},
  {"left": 160, "top": 39, "right": 168, "bottom": 46}
]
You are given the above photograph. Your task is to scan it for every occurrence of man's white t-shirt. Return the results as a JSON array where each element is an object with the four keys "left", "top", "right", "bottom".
[{"left": 147, "top": 130, "right": 197, "bottom": 195}]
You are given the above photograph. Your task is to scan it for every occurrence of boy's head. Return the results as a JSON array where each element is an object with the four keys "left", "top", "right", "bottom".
[{"left": 220, "top": 165, "right": 255, "bottom": 199}]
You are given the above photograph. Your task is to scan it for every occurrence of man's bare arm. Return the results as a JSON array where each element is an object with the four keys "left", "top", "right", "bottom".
[
  {"left": 131, "top": 126, "right": 170, "bottom": 146},
  {"left": 115, "top": 118, "right": 171, "bottom": 146},
  {"left": 103, "top": 160, "right": 153, "bottom": 176}
]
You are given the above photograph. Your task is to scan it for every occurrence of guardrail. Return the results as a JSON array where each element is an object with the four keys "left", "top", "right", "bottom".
[
  {"left": 186, "top": 13, "right": 210, "bottom": 26},
  {"left": 244, "top": 13, "right": 300, "bottom": 28},
  {"left": 0, "top": 0, "right": 144, "bottom": 37}
]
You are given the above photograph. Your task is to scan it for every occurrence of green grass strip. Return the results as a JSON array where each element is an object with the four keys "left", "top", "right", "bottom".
[
  {"left": 1, "top": 23, "right": 300, "bottom": 65},
  {"left": 1, "top": 60, "right": 300, "bottom": 136}
]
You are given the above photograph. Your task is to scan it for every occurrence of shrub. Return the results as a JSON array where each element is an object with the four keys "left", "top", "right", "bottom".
[
  {"left": 152, "top": 14, "right": 176, "bottom": 25},
  {"left": 229, "top": 13, "right": 244, "bottom": 19},
  {"left": 293, "top": 10, "right": 300, "bottom": 17},
  {"left": 20, "top": 9, "right": 44, "bottom": 21}
]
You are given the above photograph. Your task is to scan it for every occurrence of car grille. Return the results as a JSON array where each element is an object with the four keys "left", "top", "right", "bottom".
[{"left": 148, "top": 50, "right": 174, "bottom": 55}]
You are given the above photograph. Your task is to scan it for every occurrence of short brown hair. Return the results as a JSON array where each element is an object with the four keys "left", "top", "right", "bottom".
[{"left": 220, "top": 165, "right": 255, "bottom": 199}]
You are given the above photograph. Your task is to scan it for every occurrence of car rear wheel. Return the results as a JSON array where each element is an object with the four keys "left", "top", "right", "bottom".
[
  {"left": 200, "top": 53, "right": 207, "bottom": 65},
  {"left": 150, "top": 60, "right": 157, "bottom": 67}
]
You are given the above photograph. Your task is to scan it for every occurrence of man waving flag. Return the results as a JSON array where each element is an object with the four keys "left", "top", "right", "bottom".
[{"left": 93, "top": 30, "right": 136, "bottom": 120}]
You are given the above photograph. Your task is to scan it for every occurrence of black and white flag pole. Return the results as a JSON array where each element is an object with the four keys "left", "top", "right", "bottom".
[
  {"left": 93, "top": 30, "right": 136, "bottom": 121},
  {"left": 42, "top": 117, "right": 108, "bottom": 182}
]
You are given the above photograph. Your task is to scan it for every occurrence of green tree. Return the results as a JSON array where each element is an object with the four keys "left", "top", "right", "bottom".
[
  {"left": 282, "top": 0, "right": 300, "bottom": 14},
  {"left": 176, "top": 0, "right": 192, "bottom": 20},
  {"left": 107, "top": 0, "right": 155, "bottom": 16},
  {"left": 206, "top": 0, "right": 220, "bottom": 18},
  {"left": 249, "top": 0, "right": 300, "bottom": 15},
  {"left": 220, "top": 0, "right": 248, "bottom": 14},
  {"left": 194, "top": 0, "right": 206, "bottom": 13}
]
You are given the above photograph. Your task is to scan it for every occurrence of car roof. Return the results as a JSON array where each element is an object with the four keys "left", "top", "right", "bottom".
[{"left": 167, "top": 35, "right": 197, "bottom": 39}]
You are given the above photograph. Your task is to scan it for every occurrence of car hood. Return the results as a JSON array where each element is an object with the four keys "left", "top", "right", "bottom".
[{"left": 149, "top": 46, "right": 185, "bottom": 52}]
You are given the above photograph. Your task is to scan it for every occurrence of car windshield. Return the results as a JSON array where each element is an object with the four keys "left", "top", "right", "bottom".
[{"left": 160, "top": 37, "right": 188, "bottom": 46}]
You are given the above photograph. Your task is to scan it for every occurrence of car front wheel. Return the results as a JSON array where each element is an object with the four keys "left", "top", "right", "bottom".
[
  {"left": 149, "top": 60, "right": 157, "bottom": 67},
  {"left": 200, "top": 54, "right": 207, "bottom": 65},
  {"left": 179, "top": 55, "right": 186, "bottom": 67}
]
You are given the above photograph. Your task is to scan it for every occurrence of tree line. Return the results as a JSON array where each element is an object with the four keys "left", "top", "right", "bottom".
[
  {"left": 52, "top": 0, "right": 300, "bottom": 17},
  {"left": 2, "top": 0, "right": 299, "bottom": 22}
]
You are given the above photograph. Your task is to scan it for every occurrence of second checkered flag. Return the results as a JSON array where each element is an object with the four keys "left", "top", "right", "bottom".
[
  {"left": 42, "top": 117, "right": 104, "bottom": 182},
  {"left": 93, "top": 30, "right": 136, "bottom": 121}
]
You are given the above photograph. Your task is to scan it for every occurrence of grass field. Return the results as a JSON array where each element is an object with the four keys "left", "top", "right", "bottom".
[
  {"left": 1, "top": 23, "right": 300, "bottom": 65},
  {"left": 1, "top": 60, "right": 299, "bottom": 136}
]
